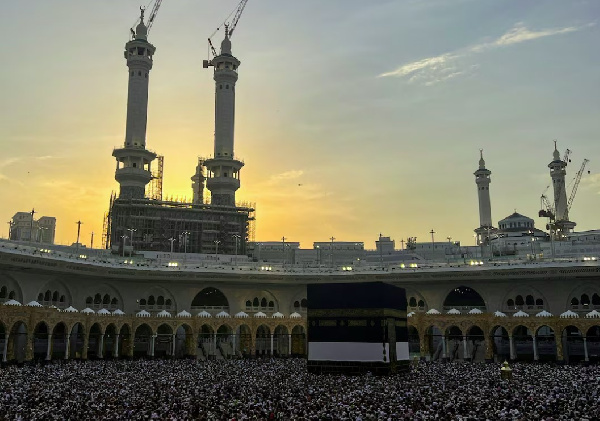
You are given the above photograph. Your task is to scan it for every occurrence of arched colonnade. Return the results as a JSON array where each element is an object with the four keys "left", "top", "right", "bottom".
[
  {"left": 408, "top": 313, "right": 600, "bottom": 363},
  {"left": 0, "top": 308, "right": 306, "bottom": 363}
]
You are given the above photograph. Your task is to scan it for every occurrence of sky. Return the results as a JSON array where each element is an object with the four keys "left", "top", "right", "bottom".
[{"left": 0, "top": 0, "right": 599, "bottom": 249}]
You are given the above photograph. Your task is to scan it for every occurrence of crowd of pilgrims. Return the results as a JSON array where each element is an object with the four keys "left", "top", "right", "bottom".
[{"left": 0, "top": 358, "right": 599, "bottom": 420}]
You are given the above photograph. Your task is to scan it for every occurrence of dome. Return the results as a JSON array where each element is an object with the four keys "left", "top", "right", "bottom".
[
  {"left": 447, "top": 308, "right": 461, "bottom": 315},
  {"left": 426, "top": 308, "right": 440, "bottom": 315},
  {"left": 407, "top": 311, "right": 415, "bottom": 318},
  {"left": 197, "top": 310, "right": 212, "bottom": 318},
  {"left": 136, "top": 310, "right": 151, "bottom": 317},
  {"left": 63, "top": 306, "right": 78, "bottom": 313},
  {"left": 535, "top": 310, "right": 552, "bottom": 317},
  {"left": 113, "top": 309, "right": 125, "bottom": 316},
  {"left": 559, "top": 310, "right": 579, "bottom": 318},
  {"left": 81, "top": 307, "right": 95, "bottom": 314},
  {"left": 290, "top": 312, "right": 302, "bottom": 318},
  {"left": 97, "top": 308, "right": 111, "bottom": 316},
  {"left": 157, "top": 310, "right": 171, "bottom": 318},
  {"left": 3, "top": 299, "right": 22, "bottom": 306},
  {"left": 468, "top": 308, "right": 483, "bottom": 315},
  {"left": 235, "top": 311, "right": 249, "bottom": 318},
  {"left": 585, "top": 310, "right": 600, "bottom": 319},
  {"left": 513, "top": 310, "right": 529, "bottom": 317},
  {"left": 26, "top": 301, "right": 43, "bottom": 307},
  {"left": 494, "top": 311, "right": 507, "bottom": 317},
  {"left": 215, "top": 311, "right": 230, "bottom": 318},
  {"left": 254, "top": 311, "right": 267, "bottom": 318},
  {"left": 272, "top": 312, "right": 284, "bottom": 318},
  {"left": 177, "top": 310, "right": 191, "bottom": 318}
]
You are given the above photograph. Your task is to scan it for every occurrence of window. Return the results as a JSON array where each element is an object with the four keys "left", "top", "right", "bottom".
[
  {"left": 145, "top": 73, "right": 148, "bottom": 78},
  {"left": 138, "top": 71, "right": 142, "bottom": 76}
]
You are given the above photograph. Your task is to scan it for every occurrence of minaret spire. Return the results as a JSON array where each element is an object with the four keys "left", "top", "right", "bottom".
[
  {"left": 474, "top": 149, "right": 494, "bottom": 244},
  {"left": 203, "top": 32, "right": 244, "bottom": 206},
  {"left": 112, "top": 7, "right": 157, "bottom": 199}
]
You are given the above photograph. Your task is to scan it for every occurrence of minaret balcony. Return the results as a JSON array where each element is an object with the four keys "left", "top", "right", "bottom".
[
  {"left": 113, "top": 147, "right": 157, "bottom": 162},
  {"left": 115, "top": 167, "right": 152, "bottom": 185},
  {"left": 203, "top": 156, "right": 244, "bottom": 169},
  {"left": 206, "top": 176, "right": 240, "bottom": 191}
]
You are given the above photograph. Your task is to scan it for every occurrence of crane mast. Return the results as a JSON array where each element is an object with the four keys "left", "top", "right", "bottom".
[
  {"left": 146, "top": 0, "right": 163, "bottom": 33},
  {"left": 567, "top": 159, "right": 590, "bottom": 213}
]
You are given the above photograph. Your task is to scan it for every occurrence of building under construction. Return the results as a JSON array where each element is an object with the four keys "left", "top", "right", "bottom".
[{"left": 104, "top": 3, "right": 255, "bottom": 256}]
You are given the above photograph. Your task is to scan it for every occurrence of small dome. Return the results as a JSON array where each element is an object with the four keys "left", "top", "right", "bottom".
[
  {"left": 177, "top": 310, "right": 191, "bottom": 318},
  {"left": 136, "top": 310, "right": 151, "bottom": 317},
  {"left": 197, "top": 310, "right": 212, "bottom": 318},
  {"left": 426, "top": 308, "right": 440, "bottom": 315},
  {"left": 157, "top": 310, "right": 171, "bottom": 318},
  {"left": 63, "top": 306, "right": 79, "bottom": 313},
  {"left": 494, "top": 311, "right": 507, "bottom": 317},
  {"left": 235, "top": 311, "right": 249, "bottom": 318},
  {"left": 290, "top": 312, "right": 302, "bottom": 318},
  {"left": 4, "top": 299, "right": 22, "bottom": 306},
  {"left": 81, "top": 307, "right": 95, "bottom": 314},
  {"left": 97, "top": 308, "right": 111, "bottom": 315},
  {"left": 447, "top": 308, "right": 461, "bottom": 315},
  {"left": 215, "top": 311, "right": 230, "bottom": 318},
  {"left": 113, "top": 309, "right": 125, "bottom": 316},
  {"left": 272, "top": 312, "right": 284, "bottom": 318},
  {"left": 254, "top": 311, "right": 267, "bottom": 318},
  {"left": 468, "top": 308, "right": 483, "bottom": 315},
  {"left": 586, "top": 310, "right": 600, "bottom": 319},
  {"left": 513, "top": 310, "right": 529, "bottom": 317},
  {"left": 26, "top": 301, "right": 43, "bottom": 307},
  {"left": 535, "top": 310, "right": 552, "bottom": 318},
  {"left": 407, "top": 311, "right": 415, "bottom": 318},
  {"left": 559, "top": 310, "right": 579, "bottom": 319}
]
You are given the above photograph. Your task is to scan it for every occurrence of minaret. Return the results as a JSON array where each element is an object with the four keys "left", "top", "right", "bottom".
[
  {"left": 474, "top": 150, "right": 494, "bottom": 243},
  {"left": 112, "top": 8, "right": 157, "bottom": 200},
  {"left": 191, "top": 158, "right": 206, "bottom": 204},
  {"left": 204, "top": 30, "right": 244, "bottom": 206},
  {"left": 549, "top": 141, "right": 575, "bottom": 231}
]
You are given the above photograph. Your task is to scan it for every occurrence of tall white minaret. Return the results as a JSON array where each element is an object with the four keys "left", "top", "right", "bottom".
[
  {"left": 204, "top": 30, "right": 244, "bottom": 206},
  {"left": 549, "top": 142, "right": 574, "bottom": 231},
  {"left": 474, "top": 150, "right": 494, "bottom": 243},
  {"left": 113, "top": 9, "right": 157, "bottom": 200}
]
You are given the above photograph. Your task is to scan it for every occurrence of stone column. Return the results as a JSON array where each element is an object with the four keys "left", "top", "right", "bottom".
[
  {"left": 149, "top": 335, "right": 156, "bottom": 357},
  {"left": 232, "top": 333, "right": 237, "bottom": 357},
  {"left": 288, "top": 334, "right": 292, "bottom": 356},
  {"left": 82, "top": 334, "right": 89, "bottom": 360},
  {"left": 509, "top": 335, "right": 515, "bottom": 360},
  {"left": 250, "top": 332, "right": 257, "bottom": 356},
  {"left": 270, "top": 334, "right": 274, "bottom": 356},
  {"left": 441, "top": 335, "right": 447, "bottom": 360},
  {"left": 98, "top": 334, "right": 105, "bottom": 359},
  {"left": 64, "top": 334, "right": 71, "bottom": 360},
  {"left": 46, "top": 333, "right": 53, "bottom": 360},
  {"left": 213, "top": 333, "right": 217, "bottom": 359},
  {"left": 583, "top": 337, "right": 589, "bottom": 362},
  {"left": 3, "top": 334, "right": 9, "bottom": 362},
  {"left": 533, "top": 336, "right": 539, "bottom": 361},
  {"left": 25, "top": 336, "right": 34, "bottom": 362},
  {"left": 555, "top": 332, "right": 564, "bottom": 362},
  {"left": 114, "top": 334, "right": 120, "bottom": 358},
  {"left": 484, "top": 332, "right": 494, "bottom": 361},
  {"left": 462, "top": 336, "right": 469, "bottom": 360},
  {"left": 171, "top": 334, "right": 176, "bottom": 357}
]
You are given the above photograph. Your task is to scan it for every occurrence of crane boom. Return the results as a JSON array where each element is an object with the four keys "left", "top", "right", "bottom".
[
  {"left": 146, "top": 0, "right": 163, "bottom": 33},
  {"left": 228, "top": 0, "right": 249, "bottom": 37},
  {"left": 567, "top": 159, "right": 589, "bottom": 212}
]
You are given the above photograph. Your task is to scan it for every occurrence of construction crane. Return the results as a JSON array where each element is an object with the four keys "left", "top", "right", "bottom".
[
  {"left": 567, "top": 158, "right": 590, "bottom": 214},
  {"left": 205, "top": 0, "right": 249, "bottom": 65},
  {"left": 130, "top": 0, "right": 164, "bottom": 39}
]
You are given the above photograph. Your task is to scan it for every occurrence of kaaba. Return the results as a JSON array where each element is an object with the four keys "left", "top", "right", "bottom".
[{"left": 307, "top": 282, "right": 409, "bottom": 375}]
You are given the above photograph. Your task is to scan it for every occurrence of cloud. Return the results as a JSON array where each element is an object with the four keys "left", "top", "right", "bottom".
[
  {"left": 380, "top": 22, "right": 594, "bottom": 85},
  {"left": 269, "top": 170, "right": 304, "bottom": 182}
]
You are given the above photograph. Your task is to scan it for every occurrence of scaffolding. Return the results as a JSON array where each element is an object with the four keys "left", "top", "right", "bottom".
[
  {"left": 102, "top": 192, "right": 116, "bottom": 249},
  {"left": 191, "top": 157, "right": 207, "bottom": 204},
  {"left": 107, "top": 197, "right": 255, "bottom": 255},
  {"left": 147, "top": 155, "right": 164, "bottom": 201}
]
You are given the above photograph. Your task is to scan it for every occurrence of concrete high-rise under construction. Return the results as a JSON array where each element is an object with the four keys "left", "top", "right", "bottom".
[{"left": 106, "top": 8, "right": 254, "bottom": 256}]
